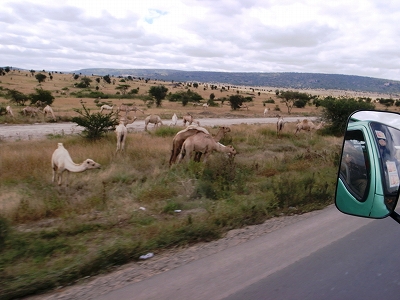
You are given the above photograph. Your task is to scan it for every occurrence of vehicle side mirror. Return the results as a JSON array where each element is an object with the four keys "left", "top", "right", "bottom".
[{"left": 335, "top": 111, "right": 400, "bottom": 222}]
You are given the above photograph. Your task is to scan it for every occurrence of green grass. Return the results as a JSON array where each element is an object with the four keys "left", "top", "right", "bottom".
[{"left": 0, "top": 124, "right": 341, "bottom": 299}]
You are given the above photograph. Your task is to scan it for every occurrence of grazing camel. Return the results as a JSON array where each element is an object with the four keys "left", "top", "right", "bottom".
[
  {"left": 169, "top": 125, "right": 231, "bottom": 166},
  {"left": 51, "top": 143, "right": 101, "bottom": 186},
  {"left": 277, "top": 116, "right": 284, "bottom": 137},
  {"left": 117, "top": 104, "right": 144, "bottom": 116},
  {"left": 294, "top": 119, "right": 325, "bottom": 136},
  {"left": 144, "top": 114, "right": 163, "bottom": 131},
  {"left": 170, "top": 113, "right": 178, "bottom": 126},
  {"left": 6, "top": 105, "right": 14, "bottom": 117},
  {"left": 115, "top": 121, "right": 128, "bottom": 153},
  {"left": 43, "top": 105, "right": 56, "bottom": 121},
  {"left": 35, "top": 100, "right": 47, "bottom": 108},
  {"left": 100, "top": 104, "right": 114, "bottom": 113},
  {"left": 183, "top": 113, "right": 200, "bottom": 126},
  {"left": 177, "top": 133, "right": 237, "bottom": 163},
  {"left": 202, "top": 103, "right": 209, "bottom": 109},
  {"left": 263, "top": 108, "right": 269, "bottom": 116},
  {"left": 22, "top": 106, "right": 41, "bottom": 117}
]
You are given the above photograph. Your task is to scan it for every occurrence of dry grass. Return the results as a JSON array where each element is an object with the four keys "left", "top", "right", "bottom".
[{"left": 0, "top": 68, "right": 385, "bottom": 298}]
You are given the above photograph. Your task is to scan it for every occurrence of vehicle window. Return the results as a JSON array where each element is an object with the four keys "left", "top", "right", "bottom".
[
  {"left": 370, "top": 122, "right": 400, "bottom": 196},
  {"left": 340, "top": 130, "right": 370, "bottom": 201}
]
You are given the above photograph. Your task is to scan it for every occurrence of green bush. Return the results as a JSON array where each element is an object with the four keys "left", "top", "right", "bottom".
[
  {"left": 72, "top": 101, "right": 118, "bottom": 140},
  {"left": 321, "top": 96, "right": 375, "bottom": 135}
]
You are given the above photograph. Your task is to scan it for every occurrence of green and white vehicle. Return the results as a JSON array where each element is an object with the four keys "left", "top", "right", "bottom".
[{"left": 336, "top": 110, "right": 400, "bottom": 223}]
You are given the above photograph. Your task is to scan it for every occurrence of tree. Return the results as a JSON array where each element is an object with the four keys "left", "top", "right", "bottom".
[
  {"left": 29, "top": 88, "right": 55, "bottom": 106},
  {"left": 7, "top": 89, "right": 29, "bottom": 105},
  {"left": 321, "top": 96, "right": 375, "bottom": 135},
  {"left": 80, "top": 77, "right": 92, "bottom": 87},
  {"left": 95, "top": 78, "right": 101, "bottom": 84},
  {"left": 72, "top": 101, "right": 118, "bottom": 140},
  {"left": 210, "top": 93, "right": 215, "bottom": 100},
  {"left": 149, "top": 85, "right": 168, "bottom": 107},
  {"left": 193, "top": 82, "right": 199, "bottom": 88},
  {"left": 35, "top": 73, "right": 47, "bottom": 83},
  {"left": 73, "top": 74, "right": 80, "bottom": 80},
  {"left": 278, "top": 91, "right": 314, "bottom": 114},
  {"left": 103, "top": 75, "right": 111, "bottom": 84},
  {"left": 115, "top": 84, "right": 131, "bottom": 95},
  {"left": 229, "top": 95, "right": 246, "bottom": 110},
  {"left": 377, "top": 98, "right": 395, "bottom": 109}
]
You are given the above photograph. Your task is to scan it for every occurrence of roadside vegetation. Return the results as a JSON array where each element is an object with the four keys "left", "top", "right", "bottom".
[
  {"left": 0, "top": 68, "right": 394, "bottom": 299},
  {"left": 0, "top": 123, "right": 340, "bottom": 299}
]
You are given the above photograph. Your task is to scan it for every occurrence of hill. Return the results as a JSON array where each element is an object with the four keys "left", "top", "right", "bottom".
[{"left": 74, "top": 68, "right": 400, "bottom": 95}]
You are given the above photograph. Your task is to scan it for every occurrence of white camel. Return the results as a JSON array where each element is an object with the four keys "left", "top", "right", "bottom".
[
  {"left": 115, "top": 121, "right": 128, "bottom": 153},
  {"left": 144, "top": 114, "right": 163, "bottom": 131},
  {"left": 170, "top": 113, "right": 178, "bottom": 126},
  {"left": 177, "top": 133, "right": 237, "bottom": 163},
  {"left": 6, "top": 105, "right": 14, "bottom": 117},
  {"left": 51, "top": 143, "right": 101, "bottom": 186},
  {"left": 263, "top": 108, "right": 269, "bottom": 116},
  {"left": 202, "top": 103, "right": 209, "bottom": 109},
  {"left": 100, "top": 104, "right": 114, "bottom": 113},
  {"left": 43, "top": 105, "right": 56, "bottom": 121},
  {"left": 295, "top": 119, "right": 325, "bottom": 136},
  {"left": 277, "top": 116, "right": 284, "bottom": 137}
]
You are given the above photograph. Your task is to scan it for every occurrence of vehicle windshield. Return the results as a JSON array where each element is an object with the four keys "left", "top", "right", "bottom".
[{"left": 369, "top": 121, "right": 400, "bottom": 196}]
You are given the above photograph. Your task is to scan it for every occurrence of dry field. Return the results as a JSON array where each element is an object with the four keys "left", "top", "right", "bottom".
[
  {"left": 0, "top": 69, "right": 393, "bottom": 123},
  {"left": 0, "top": 68, "right": 393, "bottom": 299}
]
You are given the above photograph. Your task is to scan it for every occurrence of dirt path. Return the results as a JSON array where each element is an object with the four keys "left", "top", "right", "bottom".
[{"left": 0, "top": 117, "right": 312, "bottom": 141}]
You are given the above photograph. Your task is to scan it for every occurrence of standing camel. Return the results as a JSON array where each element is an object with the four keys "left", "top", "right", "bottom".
[
  {"left": 51, "top": 143, "right": 101, "bottom": 186},
  {"left": 100, "top": 104, "right": 114, "bottom": 113},
  {"left": 115, "top": 121, "right": 128, "bottom": 153},
  {"left": 177, "top": 133, "right": 237, "bottom": 163},
  {"left": 182, "top": 113, "right": 200, "bottom": 126},
  {"left": 144, "top": 115, "right": 163, "bottom": 131},
  {"left": 294, "top": 119, "right": 325, "bottom": 136},
  {"left": 169, "top": 126, "right": 231, "bottom": 166},
  {"left": 22, "top": 106, "right": 41, "bottom": 117},
  {"left": 43, "top": 105, "right": 56, "bottom": 121},
  {"left": 170, "top": 113, "right": 178, "bottom": 126},
  {"left": 6, "top": 106, "right": 14, "bottom": 117},
  {"left": 117, "top": 104, "right": 144, "bottom": 116}
]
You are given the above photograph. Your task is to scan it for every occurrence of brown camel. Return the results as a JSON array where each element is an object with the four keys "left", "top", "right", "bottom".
[
  {"left": 182, "top": 113, "right": 200, "bottom": 126},
  {"left": 169, "top": 125, "right": 231, "bottom": 166},
  {"left": 117, "top": 104, "right": 144, "bottom": 116},
  {"left": 144, "top": 114, "right": 163, "bottom": 130},
  {"left": 177, "top": 133, "right": 237, "bottom": 163},
  {"left": 294, "top": 119, "right": 325, "bottom": 136}
]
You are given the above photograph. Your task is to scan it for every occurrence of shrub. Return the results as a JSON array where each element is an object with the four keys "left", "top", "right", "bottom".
[{"left": 72, "top": 101, "right": 118, "bottom": 140}]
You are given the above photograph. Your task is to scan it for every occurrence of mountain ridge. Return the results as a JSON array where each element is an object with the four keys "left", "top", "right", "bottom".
[{"left": 74, "top": 68, "right": 400, "bottom": 95}]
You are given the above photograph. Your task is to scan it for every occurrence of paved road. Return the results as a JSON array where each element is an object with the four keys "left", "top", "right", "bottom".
[
  {"left": 96, "top": 205, "right": 380, "bottom": 300},
  {"left": 0, "top": 117, "right": 312, "bottom": 141}
]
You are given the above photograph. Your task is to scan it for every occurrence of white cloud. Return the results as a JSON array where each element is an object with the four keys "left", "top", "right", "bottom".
[{"left": 1, "top": 0, "right": 400, "bottom": 80}]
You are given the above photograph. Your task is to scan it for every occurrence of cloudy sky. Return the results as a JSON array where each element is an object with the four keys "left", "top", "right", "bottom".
[{"left": 1, "top": 0, "right": 400, "bottom": 80}]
